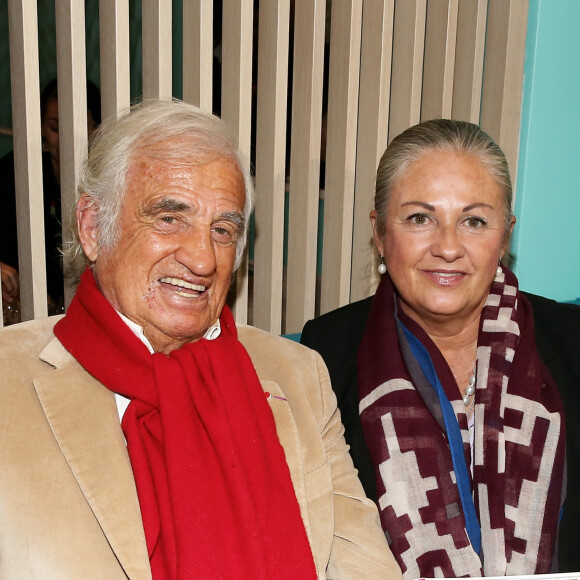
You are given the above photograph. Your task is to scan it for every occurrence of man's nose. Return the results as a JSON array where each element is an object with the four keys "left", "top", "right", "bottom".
[
  {"left": 173, "top": 227, "right": 217, "bottom": 275},
  {"left": 431, "top": 224, "right": 465, "bottom": 261}
]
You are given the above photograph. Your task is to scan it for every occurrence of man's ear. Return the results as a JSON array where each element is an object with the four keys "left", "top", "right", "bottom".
[{"left": 77, "top": 193, "right": 100, "bottom": 262}]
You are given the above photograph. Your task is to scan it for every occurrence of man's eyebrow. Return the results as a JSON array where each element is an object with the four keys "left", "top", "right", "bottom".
[
  {"left": 217, "top": 211, "right": 246, "bottom": 231},
  {"left": 146, "top": 198, "right": 191, "bottom": 214},
  {"left": 144, "top": 200, "right": 245, "bottom": 230}
]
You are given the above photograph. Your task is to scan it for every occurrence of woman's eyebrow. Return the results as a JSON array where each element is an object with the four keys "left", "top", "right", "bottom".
[
  {"left": 399, "top": 201, "right": 495, "bottom": 213},
  {"left": 463, "top": 203, "right": 494, "bottom": 212},
  {"left": 401, "top": 201, "right": 436, "bottom": 211}
]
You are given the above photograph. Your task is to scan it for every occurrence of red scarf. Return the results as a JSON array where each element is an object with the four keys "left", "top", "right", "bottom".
[
  {"left": 358, "top": 268, "right": 565, "bottom": 577},
  {"left": 55, "top": 269, "right": 316, "bottom": 579}
]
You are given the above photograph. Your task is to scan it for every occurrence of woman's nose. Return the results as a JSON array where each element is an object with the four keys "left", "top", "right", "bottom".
[
  {"left": 431, "top": 225, "right": 465, "bottom": 261},
  {"left": 173, "top": 228, "right": 217, "bottom": 276}
]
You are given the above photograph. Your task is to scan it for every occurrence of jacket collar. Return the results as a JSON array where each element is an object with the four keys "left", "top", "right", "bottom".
[{"left": 35, "top": 338, "right": 152, "bottom": 580}]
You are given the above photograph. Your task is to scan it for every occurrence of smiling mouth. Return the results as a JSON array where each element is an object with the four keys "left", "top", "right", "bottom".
[
  {"left": 159, "top": 277, "right": 207, "bottom": 297},
  {"left": 427, "top": 271, "right": 466, "bottom": 286}
]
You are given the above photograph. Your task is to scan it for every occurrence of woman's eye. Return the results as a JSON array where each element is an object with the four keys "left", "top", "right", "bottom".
[
  {"left": 211, "top": 226, "right": 236, "bottom": 247},
  {"left": 408, "top": 213, "right": 429, "bottom": 225},
  {"left": 466, "top": 217, "right": 486, "bottom": 228},
  {"left": 161, "top": 216, "right": 175, "bottom": 224}
]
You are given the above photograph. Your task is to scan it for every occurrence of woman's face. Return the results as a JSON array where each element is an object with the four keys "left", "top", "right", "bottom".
[{"left": 372, "top": 150, "right": 515, "bottom": 329}]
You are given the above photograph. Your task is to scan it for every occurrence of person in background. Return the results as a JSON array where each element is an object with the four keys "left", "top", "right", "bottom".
[
  {"left": 0, "top": 99, "right": 401, "bottom": 579},
  {"left": 0, "top": 261, "right": 19, "bottom": 325},
  {"left": 0, "top": 77, "right": 101, "bottom": 317},
  {"left": 302, "top": 119, "right": 580, "bottom": 576},
  {"left": 1, "top": 262, "right": 18, "bottom": 304}
]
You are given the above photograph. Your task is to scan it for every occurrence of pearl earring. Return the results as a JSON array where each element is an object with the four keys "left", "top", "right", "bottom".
[
  {"left": 496, "top": 261, "right": 503, "bottom": 277},
  {"left": 378, "top": 256, "right": 387, "bottom": 275}
]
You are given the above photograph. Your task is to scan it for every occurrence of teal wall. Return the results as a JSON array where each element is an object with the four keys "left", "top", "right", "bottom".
[{"left": 512, "top": 0, "right": 580, "bottom": 302}]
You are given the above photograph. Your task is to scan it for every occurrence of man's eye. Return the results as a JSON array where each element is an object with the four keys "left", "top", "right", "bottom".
[
  {"left": 211, "top": 226, "right": 237, "bottom": 247},
  {"left": 156, "top": 215, "right": 184, "bottom": 231}
]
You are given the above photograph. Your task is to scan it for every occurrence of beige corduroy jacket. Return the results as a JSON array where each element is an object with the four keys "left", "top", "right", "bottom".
[{"left": 0, "top": 316, "right": 401, "bottom": 580}]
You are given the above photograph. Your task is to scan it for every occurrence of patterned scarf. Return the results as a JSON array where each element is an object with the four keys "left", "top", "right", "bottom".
[
  {"left": 54, "top": 269, "right": 316, "bottom": 579},
  {"left": 358, "top": 267, "right": 565, "bottom": 578}
]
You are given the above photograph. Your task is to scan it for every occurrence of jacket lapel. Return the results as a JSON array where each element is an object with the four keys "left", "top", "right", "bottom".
[
  {"left": 34, "top": 338, "right": 152, "bottom": 580},
  {"left": 262, "top": 380, "right": 306, "bottom": 495},
  {"left": 261, "top": 379, "right": 316, "bottom": 542}
]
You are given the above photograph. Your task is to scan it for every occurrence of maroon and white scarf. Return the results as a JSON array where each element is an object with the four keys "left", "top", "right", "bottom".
[{"left": 358, "top": 267, "right": 565, "bottom": 577}]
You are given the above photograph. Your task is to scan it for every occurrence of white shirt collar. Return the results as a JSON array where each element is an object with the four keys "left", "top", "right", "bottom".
[{"left": 116, "top": 311, "right": 222, "bottom": 354}]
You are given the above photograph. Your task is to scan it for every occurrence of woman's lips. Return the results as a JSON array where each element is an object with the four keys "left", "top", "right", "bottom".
[{"left": 423, "top": 270, "right": 467, "bottom": 286}]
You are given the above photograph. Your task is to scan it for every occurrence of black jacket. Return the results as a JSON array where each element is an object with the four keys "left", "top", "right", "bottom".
[{"left": 301, "top": 291, "right": 580, "bottom": 572}]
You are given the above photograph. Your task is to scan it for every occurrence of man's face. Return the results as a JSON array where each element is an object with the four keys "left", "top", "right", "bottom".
[{"left": 85, "top": 155, "right": 246, "bottom": 354}]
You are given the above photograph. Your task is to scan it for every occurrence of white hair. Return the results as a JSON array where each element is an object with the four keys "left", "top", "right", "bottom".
[{"left": 64, "top": 99, "right": 254, "bottom": 277}]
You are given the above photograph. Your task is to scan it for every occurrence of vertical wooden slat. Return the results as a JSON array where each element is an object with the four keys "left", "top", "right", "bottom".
[
  {"left": 142, "top": 0, "right": 172, "bottom": 100},
  {"left": 319, "top": 0, "right": 363, "bottom": 315},
  {"left": 253, "top": 0, "right": 290, "bottom": 334},
  {"left": 6, "top": 0, "right": 47, "bottom": 322},
  {"left": 421, "top": 0, "right": 458, "bottom": 120},
  {"left": 55, "top": 1, "right": 88, "bottom": 307},
  {"left": 388, "top": 0, "right": 427, "bottom": 142},
  {"left": 3, "top": 0, "right": 533, "bottom": 326},
  {"left": 182, "top": 0, "right": 213, "bottom": 112},
  {"left": 221, "top": 0, "right": 254, "bottom": 324},
  {"left": 99, "top": 0, "right": 131, "bottom": 121},
  {"left": 350, "top": 0, "right": 395, "bottom": 302},
  {"left": 480, "top": 0, "right": 528, "bottom": 184},
  {"left": 452, "top": 0, "right": 487, "bottom": 123},
  {"left": 285, "top": 0, "right": 326, "bottom": 333}
]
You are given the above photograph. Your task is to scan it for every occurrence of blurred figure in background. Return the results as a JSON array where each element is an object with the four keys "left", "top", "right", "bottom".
[
  {"left": 1, "top": 262, "right": 18, "bottom": 304},
  {"left": 0, "top": 78, "right": 101, "bottom": 321}
]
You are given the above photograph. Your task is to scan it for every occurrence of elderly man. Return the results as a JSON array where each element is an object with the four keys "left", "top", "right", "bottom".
[{"left": 0, "top": 100, "right": 400, "bottom": 579}]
